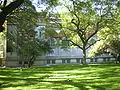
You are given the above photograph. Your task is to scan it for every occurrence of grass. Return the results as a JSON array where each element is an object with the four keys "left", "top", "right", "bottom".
[{"left": 0, "top": 64, "right": 120, "bottom": 90}]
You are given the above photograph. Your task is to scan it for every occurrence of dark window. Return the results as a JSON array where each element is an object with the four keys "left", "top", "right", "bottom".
[
  {"left": 62, "top": 60, "right": 65, "bottom": 63},
  {"left": 19, "top": 61, "right": 22, "bottom": 64},
  {"left": 95, "top": 58, "right": 98, "bottom": 62},
  {"left": 90, "top": 58, "right": 93, "bottom": 62},
  {"left": 47, "top": 60, "right": 51, "bottom": 64},
  {"left": 103, "top": 58, "right": 106, "bottom": 62},
  {"left": 81, "top": 58, "right": 83, "bottom": 63},
  {"left": 24, "top": 61, "right": 28, "bottom": 64},
  {"left": 107, "top": 58, "right": 110, "bottom": 61},
  {"left": 76, "top": 59, "right": 80, "bottom": 63},
  {"left": 52, "top": 60, "right": 55, "bottom": 64},
  {"left": 67, "top": 59, "right": 70, "bottom": 63}
]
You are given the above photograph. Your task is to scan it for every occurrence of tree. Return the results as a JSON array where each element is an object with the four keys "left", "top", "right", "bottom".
[
  {"left": 19, "top": 38, "right": 52, "bottom": 67},
  {"left": 89, "top": 28, "right": 120, "bottom": 63},
  {"left": 89, "top": 27, "right": 120, "bottom": 60},
  {"left": 89, "top": 5, "right": 120, "bottom": 62},
  {"left": 0, "top": 0, "right": 60, "bottom": 32},
  {"left": 7, "top": 0, "right": 38, "bottom": 51},
  {"left": 7, "top": 0, "right": 53, "bottom": 67},
  {"left": 53, "top": 0, "right": 115, "bottom": 64}
]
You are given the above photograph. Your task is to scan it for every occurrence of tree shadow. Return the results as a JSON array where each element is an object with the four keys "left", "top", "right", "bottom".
[
  {"left": 0, "top": 64, "right": 120, "bottom": 89},
  {"left": 0, "top": 75, "right": 50, "bottom": 88}
]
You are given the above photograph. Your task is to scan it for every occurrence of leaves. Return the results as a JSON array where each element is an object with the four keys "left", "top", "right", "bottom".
[
  {"left": 7, "top": 0, "right": 53, "bottom": 67},
  {"left": 89, "top": 10, "right": 120, "bottom": 57}
]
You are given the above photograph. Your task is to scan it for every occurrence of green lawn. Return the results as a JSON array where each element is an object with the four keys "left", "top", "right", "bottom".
[{"left": 0, "top": 64, "right": 120, "bottom": 90}]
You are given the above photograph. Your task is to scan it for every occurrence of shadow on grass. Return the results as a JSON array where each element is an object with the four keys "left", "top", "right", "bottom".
[
  {"left": 0, "top": 75, "right": 50, "bottom": 88},
  {"left": 0, "top": 64, "right": 120, "bottom": 89}
]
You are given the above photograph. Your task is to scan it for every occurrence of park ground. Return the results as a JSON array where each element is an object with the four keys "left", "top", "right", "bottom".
[{"left": 0, "top": 63, "right": 120, "bottom": 90}]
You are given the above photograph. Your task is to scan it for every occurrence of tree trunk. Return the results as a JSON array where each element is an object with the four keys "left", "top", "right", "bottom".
[
  {"left": 82, "top": 46, "right": 87, "bottom": 65},
  {"left": 28, "top": 55, "right": 35, "bottom": 68}
]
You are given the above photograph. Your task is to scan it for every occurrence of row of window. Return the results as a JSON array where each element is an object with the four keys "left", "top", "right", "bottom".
[
  {"left": 46, "top": 58, "right": 111, "bottom": 64},
  {"left": 18, "top": 58, "right": 111, "bottom": 65},
  {"left": 89, "top": 58, "right": 110, "bottom": 62},
  {"left": 47, "top": 59, "right": 72, "bottom": 64},
  {"left": 19, "top": 61, "right": 34, "bottom": 65}
]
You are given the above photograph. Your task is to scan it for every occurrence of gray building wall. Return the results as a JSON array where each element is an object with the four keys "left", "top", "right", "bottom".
[{"left": 6, "top": 52, "right": 115, "bottom": 67}]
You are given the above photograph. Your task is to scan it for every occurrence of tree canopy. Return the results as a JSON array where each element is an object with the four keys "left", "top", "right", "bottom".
[
  {"left": 6, "top": 0, "right": 53, "bottom": 67},
  {"left": 89, "top": 3, "right": 120, "bottom": 58},
  {"left": 49, "top": 0, "right": 120, "bottom": 64}
]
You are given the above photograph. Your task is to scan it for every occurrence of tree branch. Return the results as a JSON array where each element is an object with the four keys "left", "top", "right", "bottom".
[
  {"left": 66, "top": 5, "right": 80, "bottom": 30},
  {"left": 3, "top": 0, "right": 7, "bottom": 7},
  {"left": 86, "top": 39, "right": 101, "bottom": 50},
  {"left": 71, "top": 19, "right": 78, "bottom": 26},
  {"left": 86, "top": 15, "right": 103, "bottom": 42},
  {"left": 77, "top": 30, "right": 86, "bottom": 45},
  {"left": 0, "top": 0, "right": 24, "bottom": 32},
  {"left": 69, "top": 39, "right": 83, "bottom": 50}
]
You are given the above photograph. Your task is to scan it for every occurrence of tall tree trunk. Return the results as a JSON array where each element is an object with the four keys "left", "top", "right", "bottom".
[{"left": 82, "top": 45, "right": 87, "bottom": 65}]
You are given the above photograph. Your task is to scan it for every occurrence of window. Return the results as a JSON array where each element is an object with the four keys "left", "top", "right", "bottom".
[
  {"left": 95, "top": 58, "right": 98, "bottom": 62},
  {"left": 62, "top": 60, "right": 65, "bottom": 63},
  {"left": 90, "top": 58, "right": 93, "bottom": 62},
  {"left": 24, "top": 61, "right": 28, "bottom": 64},
  {"left": 76, "top": 59, "right": 80, "bottom": 63},
  {"left": 103, "top": 58, "right": 106, "bottom": 62},
  {"left": 81, "top": 58, "right": 83, "bottom": 63},
  {"left": 52, "top": 60, "right": 55, "bottom": 64},
  {"left": 19, "top": 61, "right": 22, "bottom": 65},
  {"left": 107, "top": 58, "right": 110, "bottom": 61},
  {"left": 67, "top": 59, "right": 70, "bottom": 63},
  {"left": 47, "top": 60, "right": 51, "bottom": 64}
]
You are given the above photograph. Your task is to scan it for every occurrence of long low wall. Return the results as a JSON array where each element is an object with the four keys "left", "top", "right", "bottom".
[
  {"left": 6, "top": 56, "right": 116, "bottom": 67},
  {"left": 37, "top": 57, "right": 116, "bottom": 66}
]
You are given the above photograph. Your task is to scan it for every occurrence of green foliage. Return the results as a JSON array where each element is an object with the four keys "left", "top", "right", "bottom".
[
  {"left": 51, "top": 0, "right": 120, "bottom": 64},
  {"left": 55, "top": 0, "right": 115, "bottom": 64},
  {"left": 48, "top": 0, "right": 59, "bottom": 6},
  {"left": 7, "top": 0, "right": 53, "bottom": 67},
  {"left": 89, "top": 26, "right": 120, "bottom": 57},
  {"left": 0, "top": 22, "right": 7, "bottom": 58},
  {"left": 19, "top": 38, "right": 52, "bottom": 66},
  {"left": 7, "top": 0, "right": 38, "bottom": 51},
  {"left": 89, "top": 3, "right": 120, "bottom": 57},
  {"left": 0, "top": 32, "right": 4, "bottom": 58}
]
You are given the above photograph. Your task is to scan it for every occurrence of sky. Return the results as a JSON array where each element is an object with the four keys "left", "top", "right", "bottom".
[
  {"left": 32, "top": 0, "right": 47, "bottom": 12},
  {"left": 31, "top": 0, "right": 69, "bottom": 13}
]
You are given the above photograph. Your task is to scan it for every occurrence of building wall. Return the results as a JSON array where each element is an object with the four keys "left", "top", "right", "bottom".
[
  {"left": 46, "top": 47, "right": 83, "bottom": 57},
  {"left": 6, "top": 52, "right": 116, "bottom": 67}
]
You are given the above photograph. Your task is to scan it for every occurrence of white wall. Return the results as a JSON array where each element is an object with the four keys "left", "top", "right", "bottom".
[{"left": 46, "top": 47, "right": 83, "bottom": 58}]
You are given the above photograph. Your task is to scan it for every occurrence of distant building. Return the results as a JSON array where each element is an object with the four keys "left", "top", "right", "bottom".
[{"left": 6, "top": 16, "right": 115, "bottom": 67}]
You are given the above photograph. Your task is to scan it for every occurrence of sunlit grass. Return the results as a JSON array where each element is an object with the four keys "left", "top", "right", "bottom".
[{"left": 0, "top": 64, "right": 120, "bottom": 90}]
